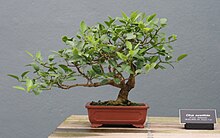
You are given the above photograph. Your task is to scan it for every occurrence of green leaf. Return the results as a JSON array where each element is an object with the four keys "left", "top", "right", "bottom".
[
  {"left": 100, "top": 34, "right": 109, "bottom": 43},
  {"left": 113, "top": 78, "right": 121, "bottom": 84},
  {"left": 72, "top": 48, "right": 79, "bottom": 56},
  {"left": 145, "top": 64, "right": 151, "bottom": 72},
  {"left": 150, "top": 63, "right": 157, "bottom": 69},
  {"left": 139, "top": 48, "right": 147, "bottom": 54},
  {"left": 172, "top": 34, "right": 177, "bottom": 40},
  {"left": 121, "top": 64, "right": 132, "bottom": 74},
  {"left": 62, "top": 36, "right": 68, "bottom": 43},
  {"left": 145, "top": 63, "right": 156, "bottom": 73},
  {"left": 36, "top": 51, "right": 42, "bottom": 60},
  {"left": 38, "top": 71, "right": 48, "bottom": 77},
  {"left": 105, "top": 18, "right": 115, "bottom": 27},
  {"left": 129, "top": 49, "right": 139, "bottom": 57},
  {"left": 165, "top": 56, "right": 172, "bottom": 61},
  {"left": 169, "top": 34, "right": 177, "bottom": 41},
  {"left": 33, "top": 89, "right": 42, "bottom": 95},
  {"left": 80, "top": 21, "right": 87, "bottom": 33},
  {"left": 134, "top": 42, "right": 141, "bottom": 49},
  {"left": 92, "top": 65, "right": 102, "bottom": 74},
  {"left": 147, "top": 13, "right": 156, "bottom": 22},
  {"left": 87, "top": 69, "right": 96, "bottom": 77},
  {"left": 49, "top": 74, "right": 59, "bottom": 78},
  {"left": 76, "top": 34, "right": 82, "bottom": 39},
  {"left": 59, "top": 64, "right": 72, "bottom": 73},
  {"left": 31, "top": 63, "right": 40, "bottom": 72},
  {"left": 160, "top": 18, "right": 167, "bottom": 25},
  {"left": 138, "top": 22, "right": 145, "bottom": 29},
  {"left": 26, "top": 79, "right": 33, "bottom": 92},
  {"left": 104, "top": 21, "right": 111, "bottom": 27},
  {"left": 143, "top": 28, "right": 151, "bottom": 33},
  {"left": 8, "top": 74, "right": 20, "bottom": 81},
  {"left": 158, "top": 51, "right": 166, "bottom": 56},
  {"left": 115, "top": 67, "right": 122, "bottom": 72},
  {"left": 66, "top": 40, "right": 75, "bottom": 47},
  {"left": 135, "top": 60, "right": 145, "bottom": 69},
  {"left": 126, "top": 41, "right": 132, "bottom": 50},
  {"left": 135, "top": 69, "right": 142, "bottom": 75},
  {"left": 158, "top": 65, "right": 166, "bottom": 70},
  {"left": 13, "top": 86, "right": 26, "bottom": 91},
  {"left": 57, "top": 66, "right": 64, "bottom": 74},
  {"left": 39, "top": 83, "right": 48, "bottom": 88},
  {"left": 62, "top": 36, "right": 73, "bottom": 43},
  {"left": 102, "top": 47, "right": 110, "bottom": 53},
  {"left": 116, "top": 52, "right": 127, "bottom": 61},
  {"left": 150, "top": 56, "right": 158, "bottom": 63},
  {"left": 108, "top": 60, "right": 117, "bottom": 67},
  {"left": 126, "top": 33, "right": 136, "bottom": 40},
  {"left": 167, "top": 45, "right": 173, "bottom": 50},
  {"left": 121, "top": 11, "right": 129, "bottom": 20},
  {"left": 48, "top": 55, "right": 55, "bottom": 61},
  {"left": 32, "top": 83, "right": 38, "bottom": 90},
  {"left": 25, "top": 50, "right": 33, "bottom": 58},
  {"left": 21, "top": 71, "right": 30, "bottom": 78},
  {"left": 66, "top": 77, "right": 76, "bottom": 81},
  {"left": 130, "top": 11, "right": 137, "bottom": 19},
  {"left": 157, "top": 45, "right": 165, "bottom": 50},
  {"left": 177, "top": 54, "right": 187, "bottom": 61},
  {"left": 99, "top": 23, "right": 105, "bottom": 30},
  {"left": 105, "top": 72, "right": 114, "bottom": 78},
  {"left": 100, "top": 79, "right": 109, "bottom": 85},
  {"left": 130, "top": 11, "right": 140, "bottom": 21},
  {"left": 119, "top": 19, "right": 126, "bottom": 24}
]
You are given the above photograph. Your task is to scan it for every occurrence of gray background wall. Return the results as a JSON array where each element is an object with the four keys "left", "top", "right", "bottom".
[{"left": 0, "top": 0, "right": 220, "bottom": 138}]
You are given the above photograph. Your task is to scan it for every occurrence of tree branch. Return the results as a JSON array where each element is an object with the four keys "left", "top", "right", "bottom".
[
  {"left": 57, "top": 79, "right": 122, "bottom": 89},
  {"left": 72, "top": 62, "right": 91, "bottom": 83},
  {"left": 125, "top": 74, "right": 135, "bottom": 90},
  {"left": 144, "top": 39, "right": 176, "bottom": 54},
  {"left": 145, "top": 27, "right": 162, "bottom": 45},
  {"left": 108, "top": 65, "right": 112, "bottom": 73}
]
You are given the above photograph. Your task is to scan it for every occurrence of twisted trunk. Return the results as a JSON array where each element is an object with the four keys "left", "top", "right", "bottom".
[
  {"left": 116, "top": 74, "right": 135, "bottom": 102},
  {"left": 116, "top": 87, "right": 130, "bottom": 102}
]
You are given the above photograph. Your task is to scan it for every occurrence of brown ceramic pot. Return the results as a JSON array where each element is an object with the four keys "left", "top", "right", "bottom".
[{"left": 85, "top": 102, "right": 149, "bottom": 128}]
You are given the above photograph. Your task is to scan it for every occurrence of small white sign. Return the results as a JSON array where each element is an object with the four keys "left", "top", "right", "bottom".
[{"left": 179, "top": 109, "right": 217, "bottom": 124}]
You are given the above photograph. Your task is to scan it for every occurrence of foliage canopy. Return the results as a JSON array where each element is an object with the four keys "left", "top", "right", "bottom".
[{"left": 9, "top": 11, "right": 187, "bottom": 99}]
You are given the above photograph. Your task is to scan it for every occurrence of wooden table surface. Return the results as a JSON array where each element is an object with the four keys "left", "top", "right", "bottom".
[{"left": 48, "top": 115, "right": 220, "bottom": 138}]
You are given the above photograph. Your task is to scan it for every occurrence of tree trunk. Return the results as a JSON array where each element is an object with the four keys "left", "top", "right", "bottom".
[
  {"left": 116, "top": 74, "right": 135, "bottom": 102},
  {"left": 116, "top": 87, "right": 130, "bottom": 102}
]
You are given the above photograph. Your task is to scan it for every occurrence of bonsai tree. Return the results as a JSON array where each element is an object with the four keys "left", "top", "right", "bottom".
[{"left": 8, "top": 11, "right": 187, "bottom": 105}]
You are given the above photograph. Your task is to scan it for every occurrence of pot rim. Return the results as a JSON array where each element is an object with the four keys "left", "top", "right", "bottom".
[{"left": 85, "top": 102, "right": 149, "bottom": 109}]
